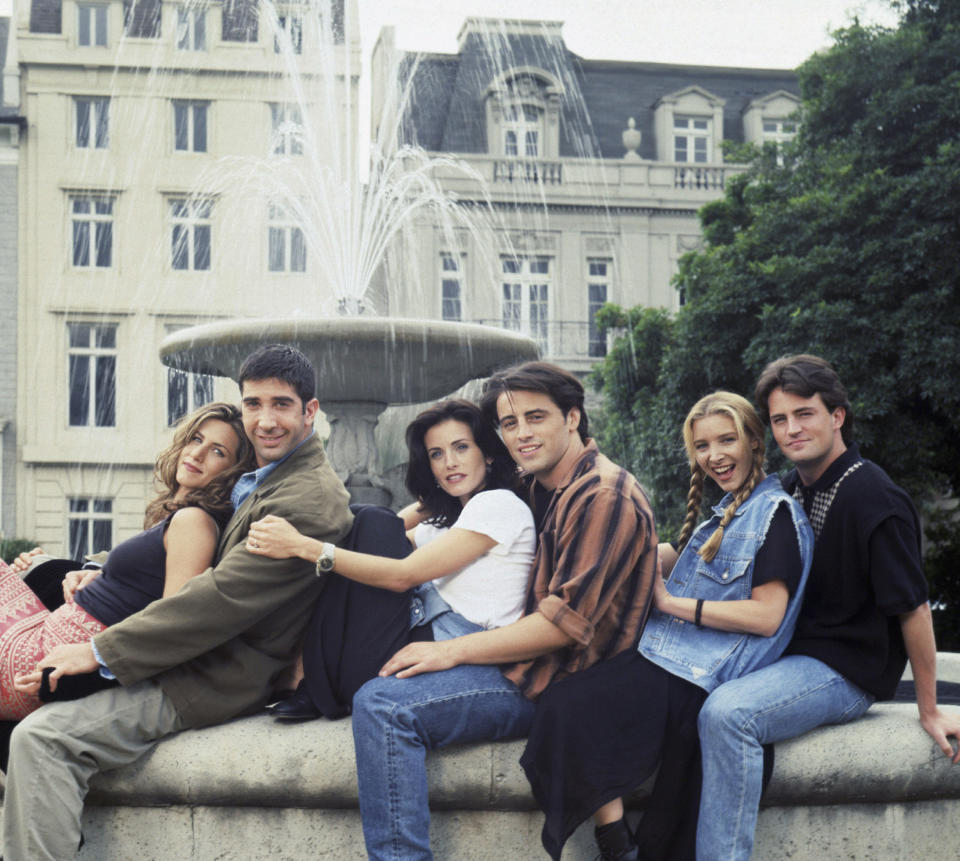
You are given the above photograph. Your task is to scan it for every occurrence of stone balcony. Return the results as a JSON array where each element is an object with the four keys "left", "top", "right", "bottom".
[{"left": 430, "top": 155, "right": 749, "bottom": 210}]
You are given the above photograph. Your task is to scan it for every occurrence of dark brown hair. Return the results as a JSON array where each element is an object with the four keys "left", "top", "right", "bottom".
[
  {"left": 479, "top": 361, "right": 588, "bottom": 441},
  {"left": 754, "top": 354, "right": 853, "bottom": 444},
  {"left": 405, "top": 399, "right": 520, "bottom": 528}
]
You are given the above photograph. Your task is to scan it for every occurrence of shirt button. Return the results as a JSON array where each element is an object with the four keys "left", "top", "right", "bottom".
[{"left": 722, "top": 572, "right": 729, "bottom": 580}]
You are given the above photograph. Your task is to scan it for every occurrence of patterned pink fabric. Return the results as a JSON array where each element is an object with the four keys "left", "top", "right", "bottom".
[{"left": 0, "top": 559, "right": 106, "bottom": 720}]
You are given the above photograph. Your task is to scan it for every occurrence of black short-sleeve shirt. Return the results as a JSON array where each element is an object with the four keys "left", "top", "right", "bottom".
[{"left": 783, "top": 444, "right": 927, "bottom": 699}]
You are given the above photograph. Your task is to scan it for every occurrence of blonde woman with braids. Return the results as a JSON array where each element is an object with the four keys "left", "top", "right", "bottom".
[
  {"left": 2, "top": 402, "right": 255, "bottom": 718},
  {"left": 520, "top": 392, "right": 814, "bottom": 861}
]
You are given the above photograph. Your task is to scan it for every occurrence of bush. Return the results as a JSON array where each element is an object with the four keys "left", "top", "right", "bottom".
[{"left": 0, "top": 538, "right": 38, "bottom": 565}]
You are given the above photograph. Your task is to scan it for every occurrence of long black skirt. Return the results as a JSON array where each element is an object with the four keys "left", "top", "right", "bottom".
[{"left": 521, "top": 649, "right": 707, "bottom": 861}]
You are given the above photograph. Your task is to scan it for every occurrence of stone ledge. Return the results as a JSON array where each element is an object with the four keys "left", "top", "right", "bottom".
[
  {"left": 86, "top": 702, "right": 960, "bottom": 811},
  {"left": 28, "top": 654, "right": 960, "bottom": 859}
]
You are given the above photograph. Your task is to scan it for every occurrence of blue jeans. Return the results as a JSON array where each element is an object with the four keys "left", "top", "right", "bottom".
[
  {"left": 696, "top": 655, "right": 874, "bottom": 861},
  {"left": 352, "top": 600, "right": 536, "bottom": 860}
]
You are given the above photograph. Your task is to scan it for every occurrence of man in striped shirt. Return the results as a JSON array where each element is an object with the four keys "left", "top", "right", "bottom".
[{"left": 351, "top": 361, "right": 657, "bottom": 861}]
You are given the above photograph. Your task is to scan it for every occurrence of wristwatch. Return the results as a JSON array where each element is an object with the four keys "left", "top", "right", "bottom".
[{"left": 314, "top": 542, "right": 336, "bottom": 576}]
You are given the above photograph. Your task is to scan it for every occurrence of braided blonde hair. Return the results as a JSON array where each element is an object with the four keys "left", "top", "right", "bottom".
[{"left": 676, "top": 392, "right": 766, "bottom": 562}]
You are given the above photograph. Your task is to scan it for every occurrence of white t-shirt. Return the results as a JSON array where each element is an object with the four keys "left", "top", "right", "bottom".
[{"left": 413, "top": 488, "right": 536, "bottom": 630}]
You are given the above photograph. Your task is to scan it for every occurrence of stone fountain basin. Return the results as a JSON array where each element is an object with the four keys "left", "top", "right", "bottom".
[{"left": 159, "top": 317, "right": 539, "bottom": 405}]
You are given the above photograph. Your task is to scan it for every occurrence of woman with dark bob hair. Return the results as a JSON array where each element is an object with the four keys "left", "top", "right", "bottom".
[
  {"left": 5, "top": 402, "right": 255, "bottom": 718},
  {"left": 247, "top": 398, "right": 536, "bottom": 712}
]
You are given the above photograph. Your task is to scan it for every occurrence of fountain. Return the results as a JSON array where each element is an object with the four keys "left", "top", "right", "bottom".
[
  {"left": 160, "top": 317, "right": 537, "bottom": 504},
  {"left": 156, "top": 0, "right": 539, "bottom": 505}
]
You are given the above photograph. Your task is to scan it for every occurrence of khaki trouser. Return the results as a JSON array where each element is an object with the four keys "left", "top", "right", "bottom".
[{"left": 3, "top": 679, "right": 183, "bottom": 861}]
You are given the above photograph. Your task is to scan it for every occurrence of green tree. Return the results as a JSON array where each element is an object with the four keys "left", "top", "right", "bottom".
[{"left": 593, "top": 1, "right": 960, "bottom": 641}]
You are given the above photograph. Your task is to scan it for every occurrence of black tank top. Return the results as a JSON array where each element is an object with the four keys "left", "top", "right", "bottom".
[{"left": 75, "top": 514, "right": 173, "bottom": 626}]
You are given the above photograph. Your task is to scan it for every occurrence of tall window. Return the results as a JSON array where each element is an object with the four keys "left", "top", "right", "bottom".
[
  {"left": 68, "top": 498, "right": 113, "bottom": 560},
  {"left": 77, "top": 3, "right": 108, "bottom": 46},
  {"left": 274, "top": 12, "right": 303, "bottom": 54},
  {"left": 71, "top": 195, "right": 113, "bottom": 269},
  {"left": 123, "top": 0, "right": 161, "bottom": 37},
  {"left": 75, "top": 97, "right": 109, "bottom": 149},
  {"left": 503, "top": 104, "right": 541, "bottom": 157},
  {"left": 170, "top": 198, "right": 212, "bottom": 271},
  {"left": 270, "top": 104, "right": 304, "bottom": 155},
  {"left": 502, "top": 256, "right": 550, "bottom": 352},
  {"left": 587, "top": 259, "right": 610, "bottom": 358},
  {"left": 440, "top": 253, "right": 463, "bottom": 321},
  {"left": 68, "top": 323, "right": 117, "bottom": 427},
  {"left": 268, "top": 205, "right": 306, "bottom": 272},
  {"left": 174, "top": 100, "right": 208, "bottom": 152},
  {"left": 176, "top": 5, "right": 207, "bottom": 50},
  {"left": 673, "top": 116, "right": 711, "bottom": 163}
]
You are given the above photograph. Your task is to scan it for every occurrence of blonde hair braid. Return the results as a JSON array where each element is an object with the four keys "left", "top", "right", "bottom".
[
  {"left": 676, "top": 466, "right": 706, "bottom": 553},
  {"left": 698, "top": 455, "right": 764, "bottom": 562}
]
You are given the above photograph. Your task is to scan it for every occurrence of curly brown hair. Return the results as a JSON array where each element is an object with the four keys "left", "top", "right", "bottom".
[
  {"left": 676, "top": 391, "right": 766, "bottom": 562},
  {"left": 143, "top": 402, "right": 255, "bottom": 529}
]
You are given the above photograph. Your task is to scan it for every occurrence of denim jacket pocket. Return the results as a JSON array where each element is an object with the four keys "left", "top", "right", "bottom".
[{"left": 694, "top": 557, "right": 753, "bottom": 600}]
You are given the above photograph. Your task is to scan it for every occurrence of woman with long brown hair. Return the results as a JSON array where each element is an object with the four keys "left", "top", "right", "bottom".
[{"left": 2, "top": 402, "right": 254, "bottom": 718}]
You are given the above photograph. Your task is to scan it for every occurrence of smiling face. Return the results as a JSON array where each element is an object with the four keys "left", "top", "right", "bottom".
[
  {"left": 240, "top": 377, "right": 319, "bottom": 467},
  {"left": 767, "top": 387, "right": 847, "bottom": 484},
  {"left": 174, "top": 418, "right": 242, "bottom": 496},
  {"left": 691, "top": 413, "right": 757, "bottom": 494},
  {"left": 495, "top": 390, "right": 583, "bottom": 489},
  {"left": 423, "top": 419, "right": 490, "bottom": 506}
]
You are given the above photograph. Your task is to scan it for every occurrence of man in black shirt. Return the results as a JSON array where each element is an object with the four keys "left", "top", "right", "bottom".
[{"left": 695, "top": 354, "right": 960, "bottom": 861}]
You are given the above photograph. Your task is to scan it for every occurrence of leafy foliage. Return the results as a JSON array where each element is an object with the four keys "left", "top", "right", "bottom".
[
  {"left": 0, "top": 538, "right": 37, "bottom": 565},
  {"left": 592, "top": 0, "right": 960, "bottom": 640}
]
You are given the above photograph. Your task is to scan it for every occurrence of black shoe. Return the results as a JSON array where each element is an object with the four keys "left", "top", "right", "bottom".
[
  {"left": 268, "top": 683, "right": 322, "bottom": 721},
  {"left": 594, "top": 820, "right": 640, "bottom": 861}
]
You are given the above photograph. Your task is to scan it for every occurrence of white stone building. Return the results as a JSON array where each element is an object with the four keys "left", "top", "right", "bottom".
[
  {"left": 9, "top": 0, "right": 359, "bottom": 554},
  {"left": 372, "top": 19, "right": 800, "bottom": 374}
]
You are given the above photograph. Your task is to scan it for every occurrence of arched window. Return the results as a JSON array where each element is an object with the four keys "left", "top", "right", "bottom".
[{"left": 486, "top": 69, "right": 562, "bottom": 159}]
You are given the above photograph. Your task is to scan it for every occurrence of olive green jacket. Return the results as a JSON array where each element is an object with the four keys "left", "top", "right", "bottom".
[{"left": 94, "top": 434, "right": 352, "bottom": 728}]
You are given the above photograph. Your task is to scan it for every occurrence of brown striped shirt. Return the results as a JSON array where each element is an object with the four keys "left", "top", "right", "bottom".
[{"left": 502, "top": 440, "right": 657, "bottom": 700}]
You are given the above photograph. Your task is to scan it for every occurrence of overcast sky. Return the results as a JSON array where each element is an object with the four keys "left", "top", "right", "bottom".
[
  {"left": 356, "top": 0, "right": 900, "bottom": 68},
  {"left": 0, "top": 0, "right": 900, "bottom": 66}
]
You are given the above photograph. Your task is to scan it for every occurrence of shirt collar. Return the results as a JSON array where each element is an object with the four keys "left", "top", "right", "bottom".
[
  {"left": 796, "top": 442, "right": 862, "bottom": 494},
  {"left": 231, "top": 429, "right": 315, "bottom": 510}
]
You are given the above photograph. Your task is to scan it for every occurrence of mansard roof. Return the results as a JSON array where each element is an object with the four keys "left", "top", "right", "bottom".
[{"left": 396, "top": 20, "right": 800, "bottom": 160}]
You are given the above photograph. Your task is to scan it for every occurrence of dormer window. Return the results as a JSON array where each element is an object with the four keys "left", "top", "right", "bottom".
[
  {"left": 743, "top": 91, "right": 802, "bottom": 161},
  {"left": 653, "top": 86, "right": 726, "bottom": 164},
  {"left": 485, "top": 68, "right": 562, "bottom": 159}
]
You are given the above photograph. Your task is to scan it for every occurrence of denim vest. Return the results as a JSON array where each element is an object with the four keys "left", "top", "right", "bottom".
[{"left": 639, "top": 474, "right": 813, "bottom": 693}]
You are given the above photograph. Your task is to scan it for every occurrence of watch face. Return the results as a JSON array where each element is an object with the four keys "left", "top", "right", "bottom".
[{"left": 318, "top": 556, "right": 334, "bottom": 572}]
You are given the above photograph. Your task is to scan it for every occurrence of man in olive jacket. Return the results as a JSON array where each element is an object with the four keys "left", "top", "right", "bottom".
[{"left": 3, "top": 344, "right": 352, "bottom": 860}]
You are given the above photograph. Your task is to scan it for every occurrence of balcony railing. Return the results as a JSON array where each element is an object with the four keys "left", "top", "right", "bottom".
[
  {"left": 492, "top": 159, "right": 563, "bottom": 185},
  {"left": 673, "top": 165, "right": 726, "bottom": 190}
]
